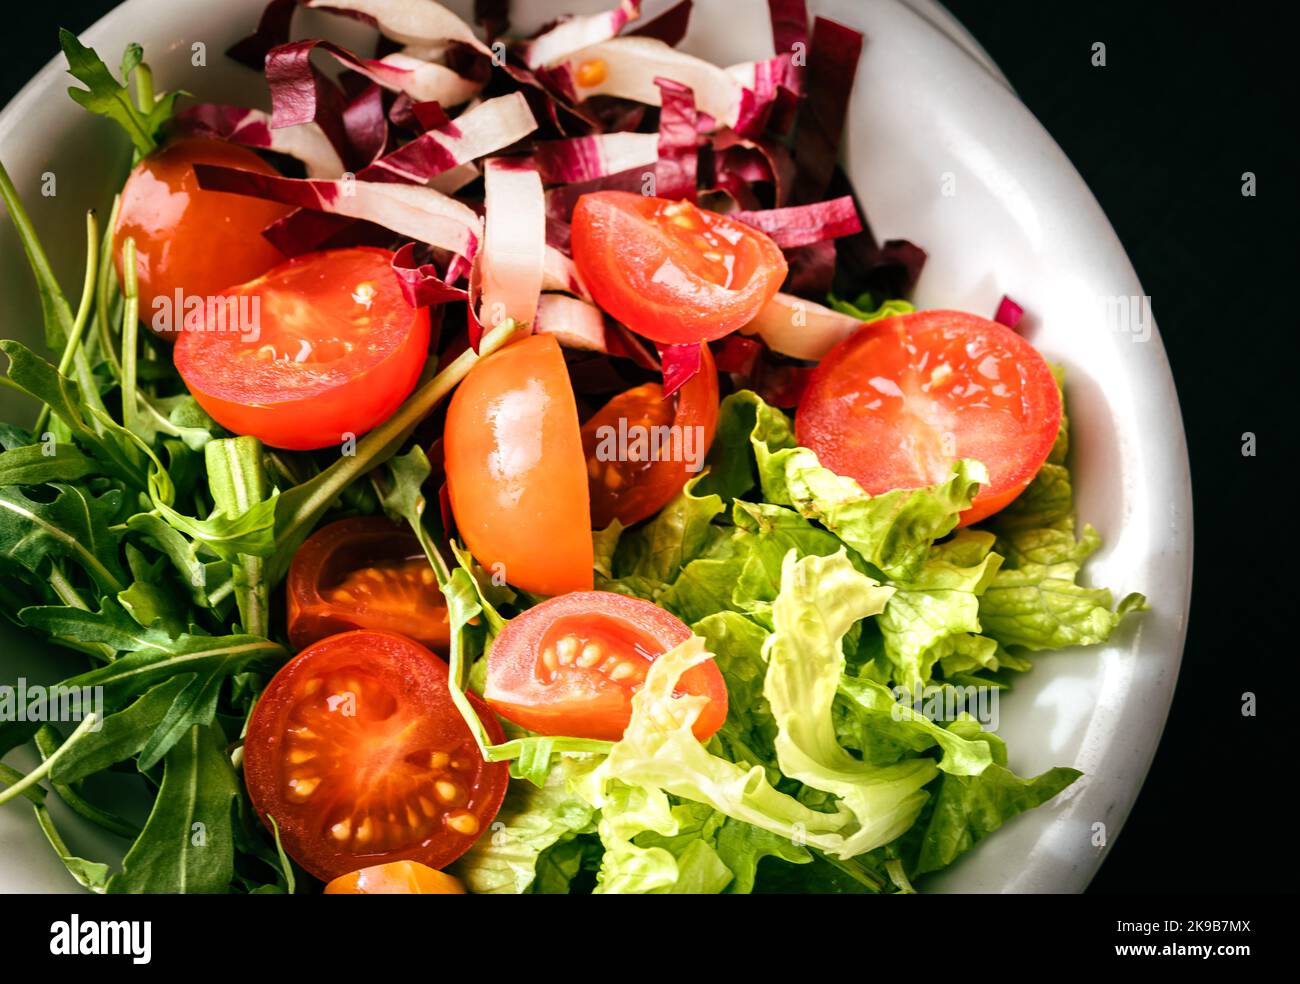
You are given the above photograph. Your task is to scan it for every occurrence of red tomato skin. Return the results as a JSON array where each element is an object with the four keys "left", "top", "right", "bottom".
[
  {"left": 443, "top": 333, "right": 594, "bottom": 597},
  {"left": 795, "top": 310, "right": 1061, "bottom": 526},
  {"left": 244, "top": 630, "right": 507, "bottom": 883},
  {"left": 582, "top": 343, "right": 720, "bottom": 528},
  {"left": 571, "top": 192, "right": 787, "bottom": 344},
  {"left": 173, "top": 247, "right": 430, "bottom": 450},
  {"left": 484, "top": 591, "right": 729, "bottom": 742},
  {"left": 114, "top": 138, "right": 291, "bottom": 335}
]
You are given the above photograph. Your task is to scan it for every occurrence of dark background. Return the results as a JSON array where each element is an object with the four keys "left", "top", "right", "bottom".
[{"left": 2, "top": 1, "right": 1291, "bottom": 894}]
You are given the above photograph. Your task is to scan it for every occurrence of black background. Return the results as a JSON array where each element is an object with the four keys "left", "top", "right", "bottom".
[{"left": 1, "top": 1, "right": 1292, "bottom": 895}]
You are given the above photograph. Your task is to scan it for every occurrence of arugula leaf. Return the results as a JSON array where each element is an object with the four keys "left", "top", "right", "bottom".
[
  {"left": 32, "top": 802, "right": 111, "bottom": 893},
  {"left": 20, "top": 596, "right": 170, "bottom": 652},
  {"left": 59, "top": 30, "right": 179, "bottom": 156},
  {"left": 60, "top": 633, "right": 285, "bottom": 710},
  {"left": 135, "top": 669, "right": 225, "bottom": 771},
  {"left": 0, "top": 443, "right": 96, "bottom": 485},
  {"left": 108, "top": 723, "right": 240, "bottom": 893},
  {"left": 0, "top": 483, "right": 127, "bottom": 594},
  {"left": 0, "top": 161, "right": 76, "bottom": 349},
  {"left": 51, "top": 677, "right": 190, "bottom": 784},
  {"left": 2, "top": 340, "right": 147, "bottom": 489}
]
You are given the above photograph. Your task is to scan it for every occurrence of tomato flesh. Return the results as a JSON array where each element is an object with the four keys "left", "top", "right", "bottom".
[
  {"left": 324, "top": 860, "right": 466, "bottom": 894},
  {"left": 115, "top": 137, "right": 291, "bottom": 334},
  {"left": 581, "top": 343, "right": 720, "bottom": 528},
  {"left": 795, "top": 310, "right": 1062, "bottom": 525},
  {"left": 243, "top": 630, "right": 508, "bottom": 882},
  {"left": 484, "top": 591, "right": 728, "bottom": 742},
  {"left": 571, "top": 192, "right": 787, "bottom": 344},
  {"left": 287, "top": 517, "right": 450, "bottom": 652},
  {"left": 173, "top": 247, "right": 430, "bottom": 450},
  {"left": 444, "top": 333, "right": 593, "bottom": 597}
]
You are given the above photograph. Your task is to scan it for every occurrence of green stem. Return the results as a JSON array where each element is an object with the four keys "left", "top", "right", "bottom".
[
  {"left": 0, "top": 159, "right": 76, "bottom": 347},
  {"left": 0, "top": 763, "right": 44, "bottom": 805},
  {"left": 206, "top": 437, "right": 270, "bottom": 637},
  {"left": 34, "top": 211, "right": 100, "bottom": 435},
  {"left": 119, "top": 236, "right": 141, "bottom": 438},
  {"left": 94, "top": 194, "right": 124, "bottom": 381},
  {"left": 0, "top": 712, "right": 98, "bottom": 808},
  {"left": 132, "top": 62, "right": 155, "bottom": 114}
]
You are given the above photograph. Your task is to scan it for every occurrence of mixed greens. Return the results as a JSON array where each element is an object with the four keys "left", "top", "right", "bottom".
[{"left": 0, "top": 4, "right": 1143, "bottom": 895}]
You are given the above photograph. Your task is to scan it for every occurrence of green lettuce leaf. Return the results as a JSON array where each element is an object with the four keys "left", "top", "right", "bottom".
[
  {"left": 876, "top": 530, "right": 1002, "bottom": 689},
  {"left": 580, "top": 634, "right": 854, "bottom": 869},
  {"left": 453, "top": 755, "right": 600, "bottom": 894},
  {"left": 763, "top": 549, "right": 939, "bottom": 856},
  {"left": 914, "top": 723, "right": 1080, "bottom": 875}
]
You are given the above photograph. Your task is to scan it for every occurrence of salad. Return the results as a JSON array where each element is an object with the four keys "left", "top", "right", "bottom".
[{"left": 0, "top": 0, "right": 1144, "bottom": 895}]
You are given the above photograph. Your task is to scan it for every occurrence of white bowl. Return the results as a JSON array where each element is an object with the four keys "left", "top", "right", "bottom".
[{"left": 0, "top": 0, "right": 1192, "bottom": 893}]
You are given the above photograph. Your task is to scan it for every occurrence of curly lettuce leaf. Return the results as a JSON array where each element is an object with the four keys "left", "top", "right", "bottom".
[
  {"left": 763, "top": 549, "right": 939, "bottom": 856},
  {"left": 453, "top": 755, "right": 600, "bottom": 894}
]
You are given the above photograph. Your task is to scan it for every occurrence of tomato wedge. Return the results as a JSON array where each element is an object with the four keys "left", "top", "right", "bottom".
[
  {"left": 795, "top": 310, "right": 1062, "bottom": 525},
  {"left": 581, "top": 343, "right": 720, "bottom": 528},
  {"left": 324, "top": 860, "right": 466, "bottom": 894},
  {"left": 287, "top": 517, "right": 450, "bottom": 653},
  {"left": 244, "top": 630, "right": 507, "bottom": 882},
  {"left": 571, "top": 192, "right": 787, "bottom": 344},
  {"left": 444, "top": 333, "right": 593, "bottom": 597},
  {"left": 174, "top": 247, "right": 430, "bottom": 450},
  {"left": 484, "top": 592, "right": 728, "bottom": 742},
  {"left": 115, "top": 137, "right": 292, "bottom": 336}
]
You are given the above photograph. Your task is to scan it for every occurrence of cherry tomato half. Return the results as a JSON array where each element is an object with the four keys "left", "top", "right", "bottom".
[
  {"left": 244, "top": 630, "right": 508, "bottom": 883},
  {"left": 115, "top": 137, "right": 291, "bottom": 334},
  {"left": 571, "top": 192, "right": 787, "bottom": 344},
  {"left": 173, "top": 247, "right": 430, "bottom": 450},
  {"left": 324, "top": 860, "right": 466, "bottom": 894},
  {"left": 287, "top": 517, "right": 450, "bottom": 653},
  {"left": 484, "top": 591, "right": 728, "bottom": 742},
  {"left": 443, "top": 333, "right": 593, "bottom": 597},
  {"left": 581, "top": 343, "right": 720, "bottom": 528},
  {"left": 795, "top": 310, "right": 1062, "bottom": 526}
]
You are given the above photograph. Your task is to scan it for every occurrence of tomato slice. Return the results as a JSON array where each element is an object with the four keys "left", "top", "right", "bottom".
[
  {"left": 795, "top": 310, "right": 1062, "bottom": 525},
  {"left": 443, "top": 333, "right": 593, "bottom": 597},
  {"left": 173, "top": 247, "right": 430, "bottom": 450},
  {"left": 581, "top": 343, "right": 720, "bottom": 528},
  {"left": 115, "top": 137, "right": 291, "bottom": 336},
  {"left": 324, "top": 860, "right": 466, "bottom": 894},
  {"left": 287, "top": 517, "right": 450, "bottom": 653},
  {"left": 244, "top": 630, "right": 508, "bottom": 883},
  {"left": 571, "top": 192, "right": 787, "bottom": 344},
  {"left": 484, "top": 592, "right": 728, "bottom": 742}
]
